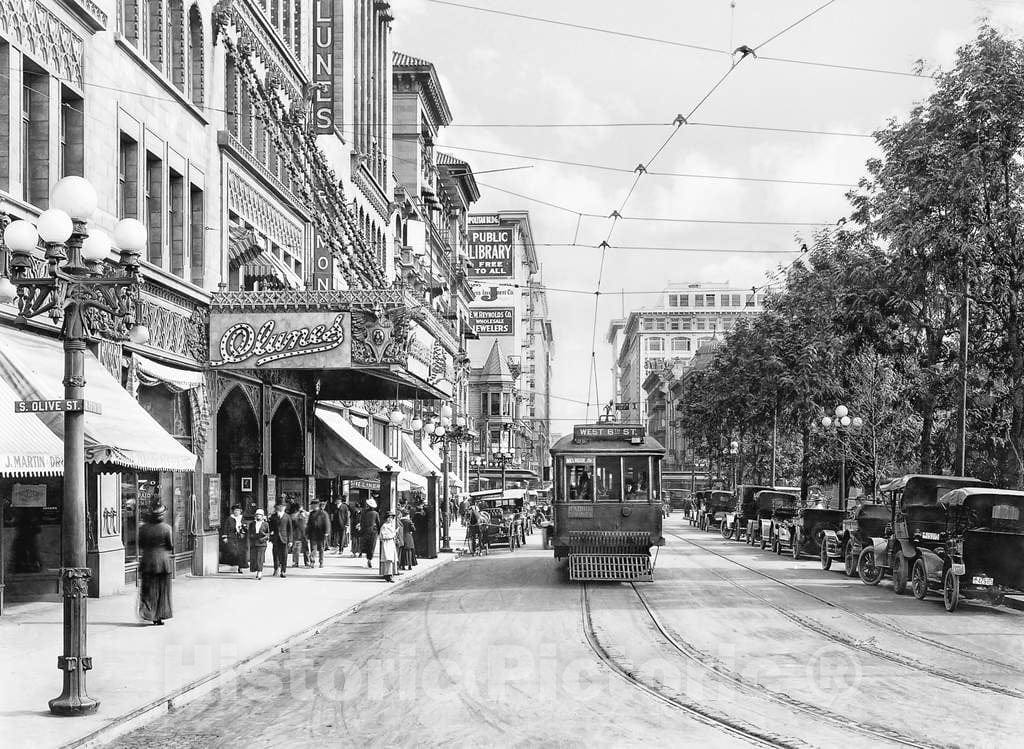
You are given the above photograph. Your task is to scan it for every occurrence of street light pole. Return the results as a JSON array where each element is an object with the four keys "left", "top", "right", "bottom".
[
  {"left": 1, "top": 177, "right": 150, "bottom": 716},
  {"left": 821, "top": 405, "right": 862, "bottom": 511}
]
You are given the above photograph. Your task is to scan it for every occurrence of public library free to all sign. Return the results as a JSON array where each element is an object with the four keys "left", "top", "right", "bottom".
[{"left": 467, "top": 227, "right": 514, "bottom": 277}]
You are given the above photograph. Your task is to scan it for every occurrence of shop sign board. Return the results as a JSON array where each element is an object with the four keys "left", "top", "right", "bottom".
[
  {"left": 467, "top": 227, "right": 514, "bottom": 277},
  {"left": 468, "top": 214, "right": 501, "bottom": 225},
  {"left": 207, "top": 475, "right": 221, "bottom": 527},
  {"left": 312, "top": 0, "right": 335, "bottom": 134},
  {"left": 14, "top": 399, "right": 100, "bottom": 413},
  {"left": 2, "top": 453, "right": 63, "bottom": 473},
  {"left": 209, "top": 311, "right": 351, "bottom": 369},
  {"left": 470, "top": 307, "right": 514, "bottom": 336},
  {"left": 12, "top": 483, "right": 47, "bottom": 507}
]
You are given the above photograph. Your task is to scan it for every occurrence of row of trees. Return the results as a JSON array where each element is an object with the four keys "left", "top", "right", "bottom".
[{"left": 678, "top": 26, "right": 1024, "bottom": 498}]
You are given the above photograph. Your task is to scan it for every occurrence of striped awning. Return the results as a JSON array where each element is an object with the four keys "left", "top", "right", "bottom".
[
  {"left": 241, "top": 248, "right": 304, "bottom": 290},
  {"left": 0, "top": 372, "right": 64, "bottom": 476},
  {"left": 227, "top": 225, "right": 263, "bottom": 265},
  {"left": 315, "top": 409, "right": 426, "bottom": 491}
]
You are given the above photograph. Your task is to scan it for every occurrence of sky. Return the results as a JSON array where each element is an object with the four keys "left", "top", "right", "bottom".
[{"left": 391, "top": 0, "right": 1024, "bottom": 432}]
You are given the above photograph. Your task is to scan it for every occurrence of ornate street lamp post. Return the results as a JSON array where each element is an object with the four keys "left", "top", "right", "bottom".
[
  {"left": 725, "top": 440, "right": 739, "bottom": 492},
  {"left": 493, "top": 450, "right": 516, "bottom": 492},
  {"left": 821, "top": 405, "right": 863, "bottom": 509},
  {"left": 0, "top": 177, "right": 149, "bottom": 716},
  {"left": 427, "top": 407, "right": 473, "bottom": 553},
  {"left": 469, "top": 455, "right": 485, "bottom": 492}
]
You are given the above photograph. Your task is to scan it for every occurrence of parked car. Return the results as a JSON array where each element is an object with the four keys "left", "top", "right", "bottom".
[
  {"left": 748, "top": 490, "right": 795, "bottom": 548},
  {"left": 722, "top": 484, "right": 772, "bottom": 541},
  {"left": 699, "top": 490, "right": 734, "bottom": 532},
  {"left": 751, "top": 490, "right": 800, "bottom": 553},
  {"left": 858, "top": 475, "right": 992, "bottom": 590},
  {"left": 821, "top": 501, "right": 890, "bottom": 576},
  {"left": 909, "top": 488, "right": 1024, "bottom": 611},
  {"left": 777, "top": 504, "right": 845, "bottom": 559}
]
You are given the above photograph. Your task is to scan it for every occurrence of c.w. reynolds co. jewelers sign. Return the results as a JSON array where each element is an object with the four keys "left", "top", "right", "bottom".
[{"left": 209, "top": 311, "right": 352, "bottom": 369}]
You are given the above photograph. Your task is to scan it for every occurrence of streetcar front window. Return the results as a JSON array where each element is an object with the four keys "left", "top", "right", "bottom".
[
  {"left": 567, "top": 461, "right": 595, "bottom": 500},
  {"left": 594, "top": 456, "right": 622, "bottom": 501},
  {"left": 623, "top": 455, "right": 651, "bottom": 502}
]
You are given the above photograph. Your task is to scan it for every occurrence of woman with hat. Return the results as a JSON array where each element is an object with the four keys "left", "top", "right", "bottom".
[
  {"left": 378, "top": 511, "right": 400, "bottom": 582},
  {"left": 220, "top": 504, "right": 248, "bottom": 573},
  {"left": 248, "top": 508, "right": 270, "bottom": 579},
  {"left": 360, "top": 498, "right": 380, "bottom": 568},
  {"left": 138, "top": 503, "right": 174, "bottom": 625},
  {"left": 399, "top": 508, "right": 417, "bottom": 571}
]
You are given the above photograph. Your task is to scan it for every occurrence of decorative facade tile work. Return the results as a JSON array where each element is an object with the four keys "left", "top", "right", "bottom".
[
  {"left": 0, "top": 0, "right": 85, "bottom": 87},
  {"left": 227, "top": 167, "right": 304, "bottom": 253}
]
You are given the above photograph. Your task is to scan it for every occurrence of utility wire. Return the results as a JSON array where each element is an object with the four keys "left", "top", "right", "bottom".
[{"left": 754, "top": 0, "right": 838, "bottom": 50}]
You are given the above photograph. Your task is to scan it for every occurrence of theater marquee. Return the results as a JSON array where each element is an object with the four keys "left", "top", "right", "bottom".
[{"left": 209, "top": 311, "right": 352, "bottom": 369}]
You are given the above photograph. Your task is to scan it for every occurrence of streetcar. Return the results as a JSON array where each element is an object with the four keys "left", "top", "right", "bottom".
[{"left": 549, "top": 419, "right": 666, "bottom": 582}]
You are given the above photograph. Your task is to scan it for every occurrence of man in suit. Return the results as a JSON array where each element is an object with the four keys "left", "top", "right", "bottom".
[
  {"left": 307, "top": 499, "right": 331, "bottom": 568},
  {"left": 269, "top": 501, "right": 293, "bottom": 577},
  {"left": 334, "top": 498, "right": 350, "bottom": 554}
]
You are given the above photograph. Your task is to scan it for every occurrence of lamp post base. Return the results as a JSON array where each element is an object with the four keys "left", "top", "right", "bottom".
[{"left": 48, "top": 568, "right": 99, "bottom": 716}]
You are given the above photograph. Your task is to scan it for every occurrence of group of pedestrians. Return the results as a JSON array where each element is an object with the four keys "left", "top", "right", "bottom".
[{"left": 219, "top": 495, "right": 420, "bottom": 584}]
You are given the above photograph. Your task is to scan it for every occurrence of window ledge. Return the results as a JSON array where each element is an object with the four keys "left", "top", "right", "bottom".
[{"left": 115, "top": 34, "right": 209, "bottom": 126}]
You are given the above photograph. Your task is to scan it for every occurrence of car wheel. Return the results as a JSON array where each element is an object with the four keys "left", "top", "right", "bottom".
[
  {"left": 722, "top": 523, "right": 734, "bottom": 540},
  {"left": 943, "top": 568, "right": 961, "bottom": 612},
  {"left": 810, "top": 522, "right": 829, "bottom": 556},
  {"left": 760, "top": 534, "right": 767, "bottom": 550},
  {"left": 844, "top": 547, "right": 857, "bottom": 577},
  {"left": 792, "top": 530, "right": 801, "bottom": 560},
  {"left": 820, "top": 543, "right": 832, "bottom": 570},
  {"left": 911, "top": 558, "right": 929, "bottom": 600},
  {"left": 893, "top": 551, "right": 908, "bottom": 595},
  {"left": 858, "top": 548, "right": 883, "bottom": 585}
]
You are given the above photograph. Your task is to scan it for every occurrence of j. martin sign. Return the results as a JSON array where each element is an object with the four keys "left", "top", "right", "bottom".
[
  {"left": 467, "top": 227, "right": 514, "bottom": 277},
  {"left": 209, "top": 312, "right": 351, "bottom": 369}
]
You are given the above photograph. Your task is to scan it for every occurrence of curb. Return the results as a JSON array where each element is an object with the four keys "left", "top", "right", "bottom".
[{"left": 62, "top": 554, "right": 457, "bottom": 749}]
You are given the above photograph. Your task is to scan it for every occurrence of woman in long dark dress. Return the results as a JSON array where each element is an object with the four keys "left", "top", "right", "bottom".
[
  {"left": 138, "top": 505, "right": 174, "bottom": 625},
  {"left": 360, "top": 498, "right": 380, "bottom": 568},
  {"left": 220, "top": 504, "right": 248, "bottom": 573},
  {"left": 399, "top": 509, "right": 417, "bottom": 570},
  {"left": 248, "top": 509, "right": 269, "bottom": 580}
]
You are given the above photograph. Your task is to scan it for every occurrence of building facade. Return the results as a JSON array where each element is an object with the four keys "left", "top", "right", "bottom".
[
  {"left": 465, "top": 210, "right": 553, "bottom": 489},
  {"left": 0, "top": 0, "right": 474, "bottom": 606},
  {"left": 609, "top": 282, "right": 764, "bottom": 425}
]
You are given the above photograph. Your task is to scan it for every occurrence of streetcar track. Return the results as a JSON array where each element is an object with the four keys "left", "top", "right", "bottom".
[
  {"left": 628, "top": 582, "right": 940, "bottom": 749},
  {"left": 669, "top": 530, "right": 1024, "bottom": 700},
  {"left": 580, "top": 583, "right": 798, "bottom": 749},
  {"left": 680, "top": 528, "right": 1024, "bottom": 671}
]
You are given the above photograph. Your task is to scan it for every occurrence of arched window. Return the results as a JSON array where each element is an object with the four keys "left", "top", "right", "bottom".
[
  {"left": 671, "top": 337, "right": 690, "bottom": 352},
  {"left": 187, "top": 5, "right": 204, "bottom": 105},
  {"left": 646, "top": 337, "right": 664, "bottom": 352},
  {"left": 167, "top": 0, "right": 185, "bottom": 90}
]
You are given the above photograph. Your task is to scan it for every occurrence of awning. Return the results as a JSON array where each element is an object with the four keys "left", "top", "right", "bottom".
[
  {"left": 242, "top": 249, "right": 304, "bottom": 290},
  {"left": 422, "top": 443, "right": 464, "bottom": 489},
  {"left": 315, "top": 408, "right": 425, "bottom": 491},
  {"left": 0, "top": 326, "right": 197, "bottom": 472},
  {"left": 400, "top": 433, "right": 438, "bottom": 478},
  {"left": 0, "top": 372, "right": 64, "bottom": 476},
  {"left": 133, "top": 354, "right": 206, "bottom": 390}
]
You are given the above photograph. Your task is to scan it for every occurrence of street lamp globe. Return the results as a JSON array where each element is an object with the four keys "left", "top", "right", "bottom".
[
  {"left": 821, "top": 416, "right": 833, "bottom": 428},
  {"left": 851, "top": 416, "right": 863, "bottom": 429},
  {"left": 51, "top": 176, "right": 98, "bottom": 221},
  {"left": 834, "top": 405, "right": 848, "bottom": 419},
  {"left": 440, "top": 403, "right": 453, "bottom": 419},
  {"left": 0, "top": 277, "right": 16, "bottom": 304},
  {"left": 3, "top": 219, "right": 38, "bottom": 252},
  {"left": 37, "top": 210, "right": 74, "bottom": 244},
  {"left": 434, "top": 424, "right": 446, "bottom": 437},
  {"left": 411, "top": 417, "right": 424, "bottom": 432},
  {"left": 80, "top": 229, "right": 111, "bottom": 262},
  {"left": 389, "top": 408, "right": 404, "bottom": 426},
  {"left": 112, "top": 218, "right": 147, "bottom": 252},
  {"left": 840, "top": 415, "right": 852, "bottom": 427},
  {"left": 730, "top": 440, "right": 739, "bottom": 452},
  {"left": 128, "top": 323, "right": 150, "bottom": 345},
  {"left": 456, "top": 416, "right": 466, "bottom": 428}
]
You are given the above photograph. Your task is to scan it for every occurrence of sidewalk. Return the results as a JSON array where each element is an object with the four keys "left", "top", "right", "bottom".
[{"left": 0, "top": 549, "right": 454, "bottom": 749}]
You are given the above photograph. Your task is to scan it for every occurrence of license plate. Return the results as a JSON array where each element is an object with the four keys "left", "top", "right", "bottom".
[
  {"left": 972, "top": 576, "right": 994, "bottom": 586},
  {"left": 921, "top": 532, "right": 940, "bottom": 541},
  {"left": 951, "top": 563, "right": 966, "bottom": 575}
]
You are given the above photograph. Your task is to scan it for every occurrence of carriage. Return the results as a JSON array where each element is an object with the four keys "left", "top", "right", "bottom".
[
  {"left": 821, "top": 501, "right": 890, "bottom": 576},
  {"left": 473, "top": 491, "right": 525, "bottom": 551},
  {"left": 858, "top": 475, "right": 992, "bottom": 591},
  {"left": 549, "top": 420, "right": 665, "bottom": 581},
  {"left": 910, "top": 488, "right": 1024, "bottom": 611}
]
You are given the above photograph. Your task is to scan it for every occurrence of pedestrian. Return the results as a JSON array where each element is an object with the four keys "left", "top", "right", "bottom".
[
  {"left": 137, "top": 504, "right": 173, "bottom": 625},
  {"left": 350, "top": 499, "right": 362, "bottom": 557},
  {"left": 269, "top": 501, "right": 293, "bottom": 577},
  {"left": 378, "top": 511, "right": 399, "bottom": 582},
  {"left": 399, "top": 509, "right": 417, "bottom": 570},
  {"left": 291, "top": 503, "right": 310, "bottom": 568},
  {"left": 360, "top": 498, "right": 380, "bottom": 568},
  {"left": 248, "top": 509, "right": 269, "bottom": 579},
  {"left": 307, "top": 499, "right": 331, "bottom": 568},
  {"left": 466, "top": 497, "right": 483, "bottom": 555},
  {"left": 335, "top": 497, "right": 350, "bottom": 554},
  {"left": 220, "top": 504, "right": 248, "bottom": 573}
]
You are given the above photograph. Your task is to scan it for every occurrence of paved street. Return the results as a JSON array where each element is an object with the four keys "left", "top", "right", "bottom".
[{"left": 107, "top": 519, "right": 1024, "bottom": 748}]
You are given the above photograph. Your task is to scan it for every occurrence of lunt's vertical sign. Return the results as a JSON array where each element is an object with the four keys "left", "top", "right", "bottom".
[{"left": 313, "top": 0, "right": 334, "bottom": 134}]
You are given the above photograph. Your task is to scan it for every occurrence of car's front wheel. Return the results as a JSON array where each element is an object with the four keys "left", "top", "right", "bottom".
[
  {"left": 911, "top": 558, "right": 929, "bottom": 600},
  {"left": 858, "top": 548, "right": 883, "bottom": 585},
  {"left": 943, "top": 568, "right": 961, "bottom": 612}
]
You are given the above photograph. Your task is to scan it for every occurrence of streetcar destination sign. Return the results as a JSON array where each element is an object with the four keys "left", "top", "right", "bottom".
[
  {"left": 573, "top": 425, "right": 645, "bottom": 441},
  {"left": 14, "top": 399, "right": 101, "bottom": 414}
]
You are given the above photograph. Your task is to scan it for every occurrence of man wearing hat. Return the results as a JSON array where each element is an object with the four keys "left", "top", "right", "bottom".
[
  {"left": 306, "top": 499, "right": 331, "bottom": 568},
  {"left": 269, "top": 501, "right": 294, "bottom": 577},
  {"left": 359, "top": 498, "right": 380, "bottom": 568}
]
